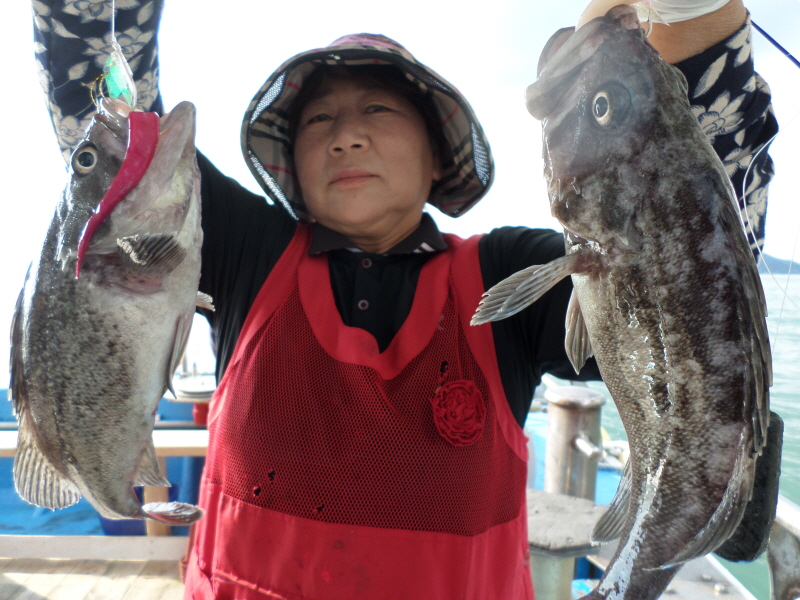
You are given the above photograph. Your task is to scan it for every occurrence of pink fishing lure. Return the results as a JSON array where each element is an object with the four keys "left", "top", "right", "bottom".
[{"left": 75, "top": 111, "right": 160, "bottom": 278}]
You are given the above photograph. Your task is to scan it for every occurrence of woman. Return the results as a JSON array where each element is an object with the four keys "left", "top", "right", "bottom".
[{"left": 33, "top": 0, "right": 778, "bottom": 597}]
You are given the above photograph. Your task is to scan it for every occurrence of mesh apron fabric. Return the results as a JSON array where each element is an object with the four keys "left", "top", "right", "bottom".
[
  {"left": 188, "top": 228, "right": 533, "bottom": 599},
  {"left": 205, "top": 284, "right": 526, "bottom": 535}
]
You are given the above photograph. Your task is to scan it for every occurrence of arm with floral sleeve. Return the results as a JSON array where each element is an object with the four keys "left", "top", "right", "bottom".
[
  {"left": 32, "top": 0, "right": 164, "bottom": 162},
  {"left": 577, "top": 0, "right": 777, "bottom": 254},
  {"left": 672, "top": 16, "right": 777, "bottom": 255}
]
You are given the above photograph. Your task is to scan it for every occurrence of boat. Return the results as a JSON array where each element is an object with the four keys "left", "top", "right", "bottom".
[
  {"left": 2, "top": 1, "right": 798, "bottom": 598},
  {"left": 0, "top": 366, "right": 797, "bottom": 599}
]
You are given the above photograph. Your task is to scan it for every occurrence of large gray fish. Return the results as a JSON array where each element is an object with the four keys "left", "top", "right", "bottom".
[
  {"left": 473, "top": 5, "right": 771, "bottom": 599},
  {"left": 10, "top": 98, "right": 207, "bottom": 524}
]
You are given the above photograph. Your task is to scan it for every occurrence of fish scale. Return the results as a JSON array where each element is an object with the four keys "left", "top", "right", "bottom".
[{"left": 472, "top": 5, "right": 771, "bottom": 599}]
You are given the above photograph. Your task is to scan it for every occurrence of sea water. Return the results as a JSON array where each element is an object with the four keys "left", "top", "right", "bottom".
[{"left": 590, "top": 273, "right": 800, "bottom": 600}]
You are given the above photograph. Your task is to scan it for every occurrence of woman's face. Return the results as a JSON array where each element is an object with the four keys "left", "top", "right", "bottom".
[{"left": 293, "top": 74, "right": 442, "bottom": 252}]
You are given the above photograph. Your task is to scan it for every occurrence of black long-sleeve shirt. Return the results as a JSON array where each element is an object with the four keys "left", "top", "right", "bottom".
[{"left": 195, "top": 151, "right": 597, "bottom": 427}]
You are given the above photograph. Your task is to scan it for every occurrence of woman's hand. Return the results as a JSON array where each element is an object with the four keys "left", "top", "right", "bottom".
[{"left": 576, "top": 0, "right": 747, "bottom": 63}]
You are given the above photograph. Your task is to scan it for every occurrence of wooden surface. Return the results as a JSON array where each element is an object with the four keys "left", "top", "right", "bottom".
[
  {"left": 526, "top": 489, "right": 605, "bottom": 557},
  {"left": 0, "top": 558, "right": 183, "bottom": 600},
  {"left": 0, "top": 536, "right": 187, "bottom": 561},
  {"left": 0, "top": 430, "right": 208, "bottom": 459}
]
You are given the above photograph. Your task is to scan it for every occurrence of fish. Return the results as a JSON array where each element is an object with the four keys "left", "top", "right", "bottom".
[
  {"left": 10, "top": 97, "right": 208, "bottom": 525},
  {"left": 472, "top": 5, "right": 771, "bottom": 599}
]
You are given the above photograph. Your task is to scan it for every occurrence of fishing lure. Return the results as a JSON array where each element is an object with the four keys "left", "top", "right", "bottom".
[
  {"left": 104, "top": 40, "right": 137, "bottom": 108},
  {"left": 75, "top": 1, "right": 158, "bottom": 278},
  {"left": 75, "top": 110, "right": 159, "bottom": 278}
]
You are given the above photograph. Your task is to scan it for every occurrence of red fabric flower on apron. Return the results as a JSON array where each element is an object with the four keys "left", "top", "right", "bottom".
[{"left": 430, "top": 380, "right": 486, "bottom": 446}]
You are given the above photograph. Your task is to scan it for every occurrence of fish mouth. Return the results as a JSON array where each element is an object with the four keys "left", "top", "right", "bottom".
[
  {"left": 149, "top": 101, "right": 197, "bottom": 186},
  {"left": 75, "top": 101, "right": 197, "bottom": 275},
  {"left": 548, "top": 178, "right": 588, "bottom": 230},
  {"left": 565, "top": 229, "right": 591, "bottom": 248},
  {"left": 96, "top": 98, "right": 133, "bottom": 142}
]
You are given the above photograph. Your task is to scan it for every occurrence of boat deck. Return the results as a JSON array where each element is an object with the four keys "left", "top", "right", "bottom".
[{"left": 0, "top": 558, "right": 183, "bottom": 600}]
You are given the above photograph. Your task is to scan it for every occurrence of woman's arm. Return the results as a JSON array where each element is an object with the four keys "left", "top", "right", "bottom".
[
  {"left": 32, "top": 0, "right": 164, "bottom": 161},
  {"left": 577, "top": 0, "right": 747, "bottom": 63}
]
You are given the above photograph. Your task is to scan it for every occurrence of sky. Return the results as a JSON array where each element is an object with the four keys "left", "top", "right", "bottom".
[{"left": 1, "top": 0, "right": 799, "bottom": 380}]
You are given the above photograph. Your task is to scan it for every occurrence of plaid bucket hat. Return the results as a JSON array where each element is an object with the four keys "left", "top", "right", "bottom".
[{"left": 241, "top": 33, "right": 494, "bottom": 221}]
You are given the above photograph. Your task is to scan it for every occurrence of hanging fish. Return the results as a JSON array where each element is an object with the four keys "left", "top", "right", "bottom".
[
  {"left": 10, "top": 95, "right": 208, "bottom": 525},
  {"left": 473, "top": 6, "right": 771, "bottom": 599}
]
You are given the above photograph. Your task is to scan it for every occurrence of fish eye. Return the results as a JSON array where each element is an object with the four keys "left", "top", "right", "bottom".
[
  {"left": 71, "top": 144, "right": 99, "bottom": 175},
  {"left": 591, "top": 83, "right": 631, "bottom": 128},
  {"left": 594, "top": 95, "right": 609, "bottom": 121}
]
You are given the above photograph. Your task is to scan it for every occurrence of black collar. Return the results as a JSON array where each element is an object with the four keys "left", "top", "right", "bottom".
[{"left": 308, "top": 213, "right": 448, "bottom": 255}]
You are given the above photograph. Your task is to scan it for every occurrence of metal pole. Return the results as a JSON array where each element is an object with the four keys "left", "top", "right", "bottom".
[
  {"left": 544, "top": 386, "right": 605, "bottom": 500},
  {"left": 530, "top": 385, "right": 606, "bottom": 600}
]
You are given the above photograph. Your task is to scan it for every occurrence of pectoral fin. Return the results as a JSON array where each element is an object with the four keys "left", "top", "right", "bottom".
[
  {"left": 117, "top": 233, "right": 187, "bottom": 278},
  {"left": 565, "top": 290, "right": 593, "bottom": 374},
  {"left": 472, "top": 252, "right": 580, "bottom": 325},
  {"left": 196, "top": 291, "right": 215, "bottom": 311}
]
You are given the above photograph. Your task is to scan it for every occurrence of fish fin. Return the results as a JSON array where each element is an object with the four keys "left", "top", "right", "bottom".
[
  {"left": 472, "top": 253, "right": 579, "bottom": 325},
  {"left": 13, "top": 420, "right": 81, "bottom": 509},
  {"left": 565, "top": 289, "right": 594, "bottom": 374},
  {"left": 715, "top": 411, "right": 782, "bottom": 562},
  {"left": 8, "top": 273, "right": 79, "bottom": 509},
  {"left": 163, "top": 312, "right": 193, "bottom": 398},
  {"left": 744, "top": 264, "right": 771, "bottom": 454},
  {"left": 142, "top": 501, "right": 205, "bottom": 525},
  {"left": 663, "top": 436, "right": 757, "bottom": 568},
  {"left": 718, "top": 201, "right": 771, "bottom": 454},
  {"left": 117, "top": 233, "right": 188, "bottom": 278},
  {"left": 196, "top": 291, "right": 215, "bottom": 311},
  {"left": 133, "top": 441, "right": 171, "bottom": 487},
  {"left": 592, "top": 459, "right": 632, "bottom": 543},
  {"left": 9, "top": 279, "right": 28, "bottom": 420}
]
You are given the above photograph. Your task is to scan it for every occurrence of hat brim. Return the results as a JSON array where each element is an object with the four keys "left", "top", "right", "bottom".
[{"left": 241, "top": 37, "right": 494, "bottom": 221}]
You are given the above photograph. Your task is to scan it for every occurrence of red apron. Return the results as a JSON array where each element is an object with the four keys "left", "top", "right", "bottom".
[{"left": 184, "top": 225, "right": 533, "bottom": 600}]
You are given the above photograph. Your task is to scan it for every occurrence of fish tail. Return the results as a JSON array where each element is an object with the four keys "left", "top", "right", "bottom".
[{"left": 142, "top": 501, "right": 205, "bottom": 525}]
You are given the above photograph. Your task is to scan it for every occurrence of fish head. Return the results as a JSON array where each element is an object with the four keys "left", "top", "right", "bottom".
[
  {"left": 102, "top": 99, "right": 198, "bottom": 235},
  {"left": 55, "top": 99, "right": 129, "bottom": 267},
  {"left": 527, "top": 4, "right": 692, "bottom": 251},
  {"left": 57, "top": 99, "right": 198, "bottom": 272}
]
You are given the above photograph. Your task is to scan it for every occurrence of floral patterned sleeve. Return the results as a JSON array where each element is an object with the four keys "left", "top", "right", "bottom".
[
  {"left": 32, "top": 2, "right": 776, "bottom": 256},
  {"left": 32, "top": 0, "right": 164, "bottom": 162},
  {"left": 673, "top": 14, "right": 778, "bottom": 255}
]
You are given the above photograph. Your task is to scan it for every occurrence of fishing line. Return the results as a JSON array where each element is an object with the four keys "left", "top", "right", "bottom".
[
  {"left": 102, "top": 0, "right": 137, "bottom": 108},
  {"left": 741, "top": 22, "right": 800, "bottom": 353},
  {"left": 751, "top": 21, "right": 800, "bottom": 72}
]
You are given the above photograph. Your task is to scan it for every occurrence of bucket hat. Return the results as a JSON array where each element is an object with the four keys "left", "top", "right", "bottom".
[{"left": 241, "top": 33, "right": 494, "bottom": 221}]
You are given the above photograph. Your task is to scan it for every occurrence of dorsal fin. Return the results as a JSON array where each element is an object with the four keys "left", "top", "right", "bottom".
[{"left": 14, "top": 418, "right": 81, "bottom": 510}]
